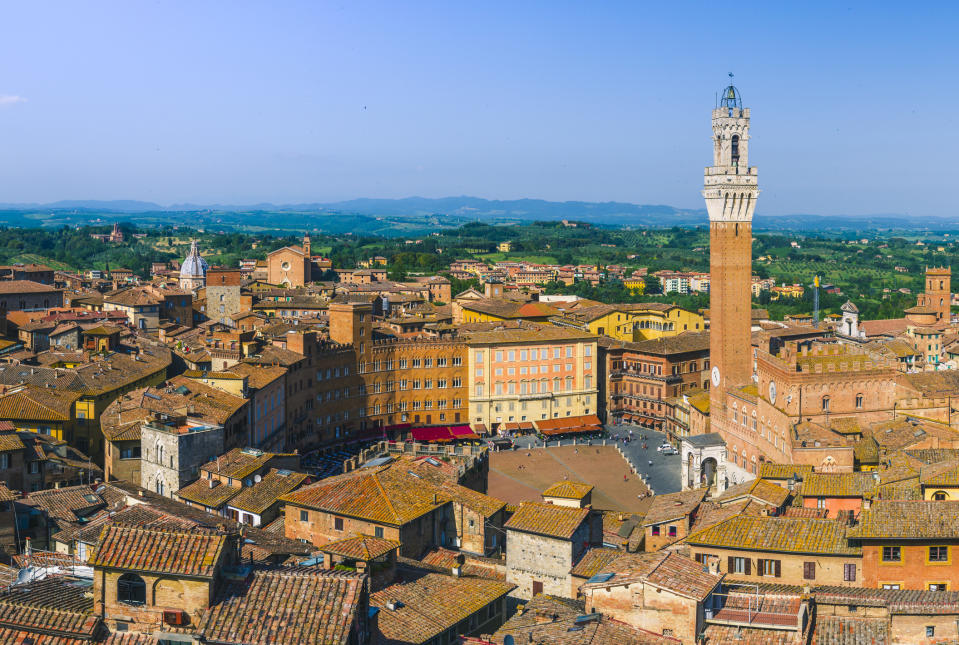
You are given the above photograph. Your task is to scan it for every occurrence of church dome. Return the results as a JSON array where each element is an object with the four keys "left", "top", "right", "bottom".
[{"left": 180, "top": 240, "right": 209, "bottom": 279}]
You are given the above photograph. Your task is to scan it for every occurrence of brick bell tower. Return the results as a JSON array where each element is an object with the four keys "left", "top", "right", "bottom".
[
  {"left": 918, "top": 266, "right": 952, "bottom": 322},
  {"left": 704, "top": 78, "right": 759, "bottom": 427}
]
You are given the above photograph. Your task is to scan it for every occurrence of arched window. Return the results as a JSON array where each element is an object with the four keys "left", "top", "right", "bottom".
[
  {"left": 731, "top": 135, "right": 740, "bottom": 166},
  {"left": 934, "top": 491, "right": 949, "bottom": 501},
  {"left": 822, "top": 396, "right": 830, "bottom": 413},
  {"left": 855, "top": 394, "right": 863, "bottom": 409},
  {"left": 118, "top": 573, "right": 146, "bottom": 605}
]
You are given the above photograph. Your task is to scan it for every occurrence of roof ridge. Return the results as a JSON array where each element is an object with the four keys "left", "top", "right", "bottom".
[{"left": 371, "top": 470, "right": 402, "bottom": 524}]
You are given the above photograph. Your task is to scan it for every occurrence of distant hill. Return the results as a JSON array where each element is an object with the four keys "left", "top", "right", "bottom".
[{"left": 0, "top": 195, "right": 944, "bottom": 235}]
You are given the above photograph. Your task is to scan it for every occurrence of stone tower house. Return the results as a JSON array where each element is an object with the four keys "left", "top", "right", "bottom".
[
  {"left": 917, "top": 266, "right": 951, "bottom": 322},
  {"left": 704, "top": 81, "right": 759, "bottom": 427}
]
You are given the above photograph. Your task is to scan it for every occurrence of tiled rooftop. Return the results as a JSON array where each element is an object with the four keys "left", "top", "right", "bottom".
[
  {"left": 715, "top": 479, "right": 788, "bottom": 507},
  {"left": 0, "top": 576, "right": 99, "bottom": 642},
  {"left": 320, "top": 534, "right": 400, "bottom": 561},
  {"left": 280, "top": 466, "right": 446, "bottom": 526},
  {"left": 800, "top": 472, "right": 878, "bottom": 498},
  {"left": 228, "top": 468, "right": 310, "bottom": 515},
  {"left": 811, "top": 616, "right": 888, "bottom": 645},
  {"left": 504, "top": 502, "right": 589, "bottom": 540},
  {"left": 849, "top": 500, "right": 959, "bottom": 540},
  {"left": 571, "top": 547, "right": 630, "bottom": 579},
  {"left": 542, "top": 480, "right": 594, "bottom": 500},
  {"left": 372, "top": 570, "right": 514, "bottom": 644},
  {"left": 687, "top": 516, "right": 860, "bottom": 556},
  {"left": 581, "top": 551, "right": 722, "bottom": 602},
  {"left": 89, "top": 525, "right": 228, "bottom": 578},
  {"left": 176, "top": 477, "right": 241, "bottom": 509},
  {"left": 492, "top": 594, "right": 678, "bottom": 644},
  {"left": 643, "top": 488, "right": 707, "bottom": 527},
  {"left": 198, "top": 568, "right": 365, "bottom": 645}
]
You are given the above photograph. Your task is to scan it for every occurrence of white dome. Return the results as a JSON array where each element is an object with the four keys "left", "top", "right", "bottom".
[{"left": 180, "top": 240, "right": 208, "bottom": 278}]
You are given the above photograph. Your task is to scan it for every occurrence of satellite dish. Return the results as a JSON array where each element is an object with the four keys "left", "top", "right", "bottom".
[{"left": 254, "top": 474, "right": 262, "bottom": 483}]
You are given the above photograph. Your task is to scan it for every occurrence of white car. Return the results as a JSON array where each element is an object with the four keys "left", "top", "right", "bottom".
[
  {"left": 657, "top": 442, "right": 672, "bottom": 452},
  {"left": 662, "top": 447, "right": 678, "bottom": 456}
]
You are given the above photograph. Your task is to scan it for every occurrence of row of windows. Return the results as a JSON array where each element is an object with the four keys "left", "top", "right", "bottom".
[
  {"left": 359, "top": 357, "right": 462, "bottom": 373},
  {"left": 479, "top": 363, "right": 588, "bottom": 377},
  {"left": 475, "top": 346, "right": 590, "bottom": 364},
  {"left": 316, "top": 366, "right": 351, "bottom": 380},
  {"left": 356, "top": 400, "right": 464, "bottom": 417},
  {"left": 882, "top": 545, "right": 951, "bottom": 563},
  {"left": 490, "top": 396, "right": 589, "bottom": 413},
  {"left": 476, "top": 376, "right": 593, "bottom": 397},
  {"left": 318, "top": 377, "right": 465, "bottom": 401}
]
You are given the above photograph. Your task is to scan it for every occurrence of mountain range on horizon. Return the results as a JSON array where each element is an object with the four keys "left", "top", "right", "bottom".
[{"left": 0, "top": 195, "right": 924, "bottom": 225}]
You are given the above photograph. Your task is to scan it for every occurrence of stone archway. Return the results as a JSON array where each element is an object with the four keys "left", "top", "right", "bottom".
[{"left": 701, "top": 457, "right": 718, "bottom": 487}]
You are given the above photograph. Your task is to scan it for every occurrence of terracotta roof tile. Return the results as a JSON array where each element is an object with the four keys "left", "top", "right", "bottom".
[
  {"left": 0, "top": 576, "right": 99, "bottom": 642},
  {"left": 320, "top": 534, "right": 400, "bottom": 561},
  {"left": 372, "top": 571, "right": 514, "bottom": 644},
  {"left": 492, "top": 594, "right": 678, "bottom": 644},
  {"left": 176, "top": 478, "right": 241, "bottom": 509},
  {"left": 687, "top": 516, "right": 860, "bottom": 556},
  {"left": 643, "top": 488, "right": 707, "bottom": 527},
  {"left": 542, "top": 480, "right": 593, "bottom": 500},
  {"left": 25, "top": 485, "right": 106, "bottom": 523},
  {"left": 813, "top": 615, "right": 887, "bottom": 645},
  {"left": 504, "top": 502, "right": 589, "bottom": 540},
  {"left": 800, "top": 472, "right": 877, "bottom": 498},
  {"left": 570, "top": 547, "right": 622, "bottom": 578},
  {"left": 702, "top": 624, "right": 804, "bottom": 645},
  {"left": 198, "top": 568, "right": 365, "bottom": 645},
  {"left": 89, "top": 525, "right": 228, "bottom": 578},
  {"left": 715, "top": 479, "right": 789, "bottom": 507},
  {"left": 849, "top": 500, "right": 959, "bottom": 539},
  {"left": 280, "top": 466, "right": 446, "bottom": 526},
  {"left": 227, "top": 468, "right": 310, "bottom": 515}
]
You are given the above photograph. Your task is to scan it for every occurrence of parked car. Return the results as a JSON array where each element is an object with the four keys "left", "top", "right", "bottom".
[
  {"left": 662, "top": 446, "right": 678, "bottom": 456},
  {"left": 657, "top": 442, "right": 672, "bottom": 452}
]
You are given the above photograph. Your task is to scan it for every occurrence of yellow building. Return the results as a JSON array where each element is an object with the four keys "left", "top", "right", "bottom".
[
  {"left": 770, "top": 284, "right": 805, "bottom": 300},
  {"left": 622, "top": 278, "right": 646, "bottom": 295},
  {"left": 0, "top": 386, "right": 80, "bottom": 441},
  {"left": 920, "top": 462, "right": 959, "bottom": 500},
  {"left": 550, "top": 303, "right": 705, "bottom": 342},
  {"left": 497, "top": 241, "right": 513, "bottom": 253}
]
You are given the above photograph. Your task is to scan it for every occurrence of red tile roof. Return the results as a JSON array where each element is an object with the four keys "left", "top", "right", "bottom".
[
  {"left": 89, "top": 525, "right": 228, "bottom": 578},
  {"left": 198, "top": 568, "right": 365, "bottom": 645}
]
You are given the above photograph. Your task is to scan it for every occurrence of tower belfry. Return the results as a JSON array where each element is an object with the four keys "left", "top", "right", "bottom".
[{"left": 704, "top": 79, "right": 759, "bottom": 425}]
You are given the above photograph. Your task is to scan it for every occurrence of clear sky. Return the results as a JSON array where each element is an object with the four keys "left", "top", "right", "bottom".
[{"left": 1, "top": 1, "right": 957, "bottom": 216}]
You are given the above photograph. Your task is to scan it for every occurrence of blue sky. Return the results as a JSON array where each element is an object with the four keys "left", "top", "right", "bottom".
[{"left": 1, "top": 1, "right": 957, "bottom": 215}]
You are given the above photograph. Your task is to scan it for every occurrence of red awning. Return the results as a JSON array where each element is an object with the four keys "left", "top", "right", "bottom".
[
  {"left": 410, "top": 426, "right": 453, "bottom": 442},
  {"left": 450, "top": 425, "right": 480, "bottom": 439}
]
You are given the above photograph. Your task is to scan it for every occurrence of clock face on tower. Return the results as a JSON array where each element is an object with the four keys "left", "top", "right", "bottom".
[
  {"left": 711, "top": 366, "right": 721, "bottom": 388},
  {"left": 768, "top": 381, "right": 777, "bottom": 405}
]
